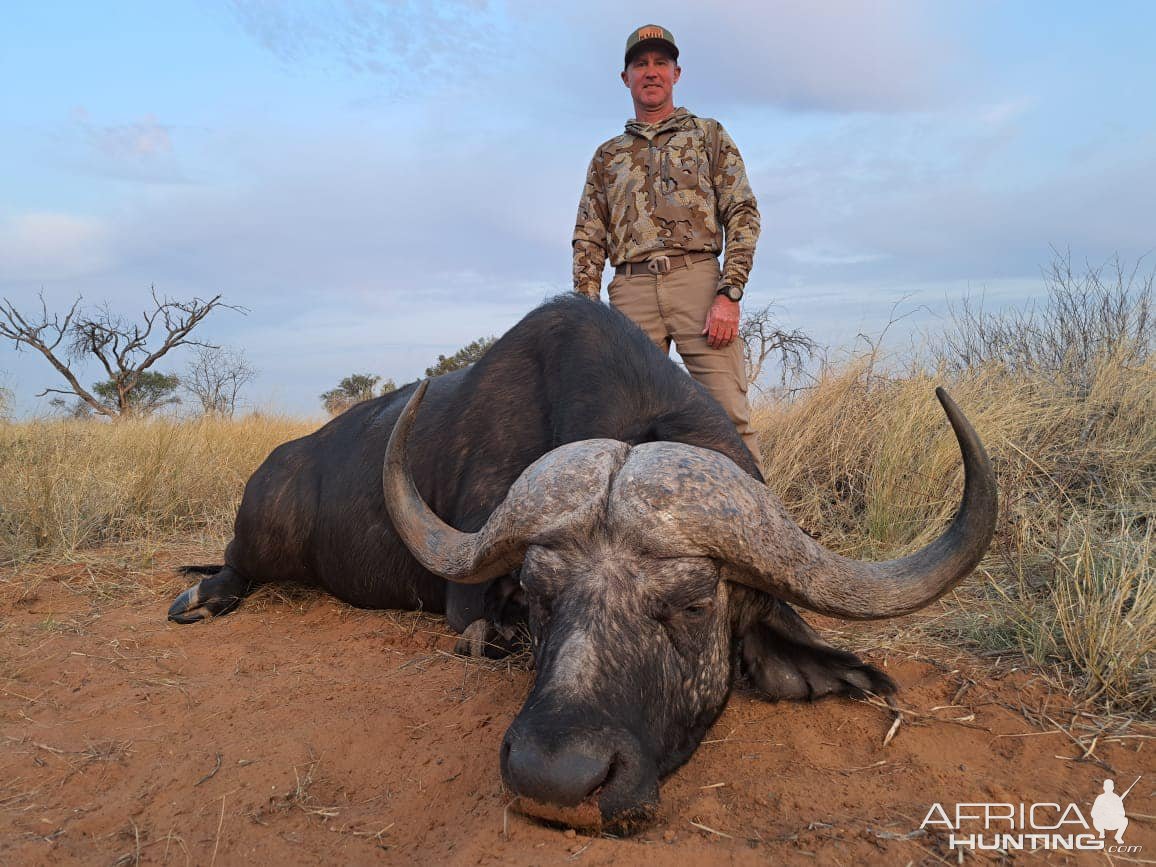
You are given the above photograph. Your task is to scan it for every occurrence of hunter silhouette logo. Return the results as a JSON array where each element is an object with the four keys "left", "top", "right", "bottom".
[
  {"left": 920, "top": 775, "right": 1143, "bottom": 853},
  {"left": 1092, "top": 777, "right": 1138, "bottom": 844},
  {"left": 638, "top": 27, "right": 665, "bottom": 41}
]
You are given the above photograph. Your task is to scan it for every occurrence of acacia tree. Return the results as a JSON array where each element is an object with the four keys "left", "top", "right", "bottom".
[
  {"left": 96, "top": 370, "right": 181, "bottom": 414},
  {"left": 739, "top": 303, "right": 816, "bottom": 390},
  {"left": 184, "top": 345, "right": 256, "bottom": 416},
  {"left": 0, "top": 288, "right": 242, "bottom": 418},
  {"left": 49, "top": 371, "right": 181, "bottom": 417},
  {"left": 320, "top": 373, "right": 396, "bottom": 415},
  {"left": 424, "top": 336, "right": 496, "bottom": 378}
]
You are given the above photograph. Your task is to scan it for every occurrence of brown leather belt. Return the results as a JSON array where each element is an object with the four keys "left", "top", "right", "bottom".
[{"left": 615, "top": 251, "right": 717, "bottom": 277}]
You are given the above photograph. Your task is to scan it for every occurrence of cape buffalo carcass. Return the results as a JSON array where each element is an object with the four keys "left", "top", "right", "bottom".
[{"left": 170, "top": 294, "right": 997, "bottom": 832}]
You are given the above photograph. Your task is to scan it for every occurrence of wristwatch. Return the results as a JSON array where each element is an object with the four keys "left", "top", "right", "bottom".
[{"left": 717, "top": 284, "right": 743, "bottom": 302}]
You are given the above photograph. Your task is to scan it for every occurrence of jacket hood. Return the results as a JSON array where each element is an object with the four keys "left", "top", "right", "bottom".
[{"left": 625, "top": 107, "right": 697, "bottom": 140}]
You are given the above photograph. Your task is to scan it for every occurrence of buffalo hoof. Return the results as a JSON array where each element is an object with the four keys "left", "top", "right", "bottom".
[
  {"left": 167, "top": 567, "right": 248, "bottom": 624},
  {"left": 452, "top": 618, "right": 525, "bottom": 659},
  {"left": 454, "top": 619, "right": 489, "bottom": 657}
]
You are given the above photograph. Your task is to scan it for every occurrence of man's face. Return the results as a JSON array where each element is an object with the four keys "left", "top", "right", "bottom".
[{"left": 621, "top": 48, "right": 680, "bottom": 115}]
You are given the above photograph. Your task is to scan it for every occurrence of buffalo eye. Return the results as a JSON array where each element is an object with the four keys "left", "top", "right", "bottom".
[
  {"left": 657, "top": 597, "right": 716, "bottom": 662},
  {"left": 679, "top": 599, "right": 716, "bottom": 625},
  {"left": 654, "top": 598, "right": 714, "bottom": 623}
]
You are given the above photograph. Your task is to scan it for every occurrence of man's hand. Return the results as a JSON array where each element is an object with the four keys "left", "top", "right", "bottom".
[{"left": 702, "top": 295, "right": 740, "bottom": 349}]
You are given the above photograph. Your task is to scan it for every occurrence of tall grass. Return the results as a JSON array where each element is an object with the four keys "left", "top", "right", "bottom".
[
  {"left": 753, "top": 353, "right": 1153, "bottom": 713},
  {"left": 0, "top": 413, "right": 316, "bottom": 564},
  {"left": 753, "top": 256, "right": 1154, "bottom": 713}
]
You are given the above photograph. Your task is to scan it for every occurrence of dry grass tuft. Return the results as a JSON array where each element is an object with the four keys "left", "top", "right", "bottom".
[{"left": 0, "top": 413, "right": 315, "bottom": 565}]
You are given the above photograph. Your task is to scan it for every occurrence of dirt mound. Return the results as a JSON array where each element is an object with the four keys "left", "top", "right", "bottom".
[{"left": 2, "top": 555, "right": 1151, "bottom": 865}]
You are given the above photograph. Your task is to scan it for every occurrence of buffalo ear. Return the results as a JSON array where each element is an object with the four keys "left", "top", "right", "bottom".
[{"left": 731, "top": 591, "right": 897, "bottom": 701}]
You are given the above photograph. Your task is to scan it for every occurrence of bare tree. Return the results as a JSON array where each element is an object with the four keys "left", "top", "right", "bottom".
[
  {"left": 739, "top": 303, "right": 817, "bottom": 390},
  {"left": 0, "top": 288, "right": 242, "bottom": 417},
  {"left": 184, "top": 346, "right": 257, "bottom": 416},
  {"left": 49, "top": 396, "right": 95, "bottom": 418},
  {"left": 934, "top": 249, "right": 1154, "bottom": 396}
]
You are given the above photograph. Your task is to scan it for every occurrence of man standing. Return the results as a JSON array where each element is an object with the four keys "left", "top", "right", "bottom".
[{"left": 573, "top": 24, "right": 762, "bottom": 464}]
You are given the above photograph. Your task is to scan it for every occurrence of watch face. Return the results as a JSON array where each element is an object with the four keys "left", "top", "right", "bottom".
[{"left": 724, "top": 285, "right": 743, "bottom": 301}]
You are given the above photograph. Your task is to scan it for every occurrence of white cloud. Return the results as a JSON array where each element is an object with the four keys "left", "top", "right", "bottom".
[
  {"left": 666, "top": 0, "right": 956, "bottom": 112},
  {"left": 225, "top": 0, "right": 515, "bottom": 88},
  {"left": 73, "top": 107, "right": 174, "bottom": 158},
  {"left": 223, "top": 0, "right": 961, "bottom": 114},
  {"left": 55, "top": 107, "right": 187, "bottom": 184},
  {"left": 93, "top": 125, "right": 579, "bottom": 309},
  {"left": 786, "top": 243, "right": 889, "bottom": 267},
  {"left": 977, "top": 99, "right": 1033, "bottom": 128},
  {"left": 0, "top": 212, "right": 113, "bottom": 282}
]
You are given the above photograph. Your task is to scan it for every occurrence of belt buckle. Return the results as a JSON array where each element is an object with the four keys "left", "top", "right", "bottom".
[{"left": 646, "top": 254, "right": 671, "bottom": 275}]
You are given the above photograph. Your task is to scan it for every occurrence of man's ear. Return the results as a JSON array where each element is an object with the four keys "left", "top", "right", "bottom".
[
  {"left": 672, "top": 65, "right": 681, "bottom": 85},
  {"left": 621, "top": 70, "right": 629, "bottom": 87}
]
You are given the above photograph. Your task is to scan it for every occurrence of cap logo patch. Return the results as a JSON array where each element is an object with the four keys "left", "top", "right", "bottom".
[{"left": 638, "top": 26, "right": 665, "bottom": 41}]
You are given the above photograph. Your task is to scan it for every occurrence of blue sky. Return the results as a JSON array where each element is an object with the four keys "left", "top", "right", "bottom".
[{"left": 2, "top": 1, "right": 1154, "bottom": 416}]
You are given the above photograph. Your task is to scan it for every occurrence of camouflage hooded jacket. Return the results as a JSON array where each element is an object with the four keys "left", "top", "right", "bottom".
[{"left": 572, "top": 107, "right": 761, "bottom": 300}]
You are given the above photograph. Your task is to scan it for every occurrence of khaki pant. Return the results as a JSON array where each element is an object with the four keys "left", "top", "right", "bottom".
[{"left": 607, "top": 255, "right": 762, "bottom": 466}]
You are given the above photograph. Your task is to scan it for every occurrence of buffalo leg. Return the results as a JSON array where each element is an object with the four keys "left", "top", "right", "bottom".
[
  {"left": 168, "top": 566, "right": 251, "bottom": 624},
  {"left": 446, "top": 581, "right": 489, "bottom": 633},
  {"left": 450, "top": 573, "right": 527, "bottom": 659}
]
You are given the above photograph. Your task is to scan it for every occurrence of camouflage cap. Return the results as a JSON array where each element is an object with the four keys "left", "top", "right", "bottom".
[{"left": 624, "top": 24, "right": 678, "bottom": 65}]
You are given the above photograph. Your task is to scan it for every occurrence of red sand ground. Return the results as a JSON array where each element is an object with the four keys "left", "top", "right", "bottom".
[{"left": 2, "top": 553, "right": 1152, "bottom": 865}]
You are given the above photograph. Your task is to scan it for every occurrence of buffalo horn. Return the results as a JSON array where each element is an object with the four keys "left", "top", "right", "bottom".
[
  {"left": 614, "top": 388, "right": 997, "bottom": 620},
  {"left": 734, "top": 388, "right": 996, "bottom": 617},
  {"left": 383, "top": 380, "right": 629, "bottom": 584}
]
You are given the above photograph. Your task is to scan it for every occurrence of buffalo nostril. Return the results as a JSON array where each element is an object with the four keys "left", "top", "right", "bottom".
[{"left": 503, "top": 739, "right": 611, "bottom": 807}]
